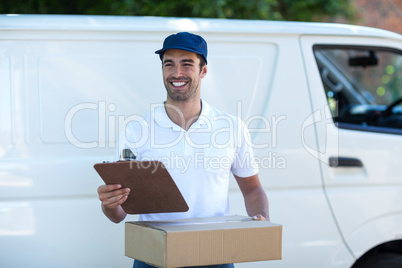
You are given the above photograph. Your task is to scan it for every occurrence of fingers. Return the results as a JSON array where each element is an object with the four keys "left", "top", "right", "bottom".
[
  {"left": 252, "top": 214, "right": 267, "bottom": 221},
  {"left": 104, "top": 193, "right": 129, "bottom": 209},
  {"left": 97, "top": 184, "right": 130, "bottom": 209}
]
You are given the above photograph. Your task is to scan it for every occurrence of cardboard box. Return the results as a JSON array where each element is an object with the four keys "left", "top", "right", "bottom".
[{"left": 125, "top": 215, "right": 282, "bottom": 267}]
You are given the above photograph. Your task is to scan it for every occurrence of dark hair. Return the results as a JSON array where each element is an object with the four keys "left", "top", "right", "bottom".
[
  {"left": 196, "top": 54, "right": 207, "bottom": 69},
  {"left": 161, "top": 53, "right": 207, "bottom": 71}
]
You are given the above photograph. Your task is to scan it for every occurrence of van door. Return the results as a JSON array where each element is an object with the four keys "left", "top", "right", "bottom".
[
  {"left": 208, "top": 33, "right": 352, "bottom": 268},
  {"left": 300, "top": 35, "right": 402, "bottom": 259},
  {"left": 0, "top": 29, "right": 164, "bottom": 268}
]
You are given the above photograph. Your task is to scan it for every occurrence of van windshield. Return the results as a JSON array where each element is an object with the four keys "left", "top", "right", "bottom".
[{"left": 314, "top": 46, "right": 402, "bottom": 133}]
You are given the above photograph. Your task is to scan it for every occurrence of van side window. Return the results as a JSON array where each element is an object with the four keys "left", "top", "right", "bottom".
[{"left": 313, "top": 45, "right": 402, "bottom": 134}]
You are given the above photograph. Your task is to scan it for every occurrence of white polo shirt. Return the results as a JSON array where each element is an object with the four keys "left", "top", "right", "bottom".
[{"left": 117, "top": 99, "right": 258, "bottom": 221}]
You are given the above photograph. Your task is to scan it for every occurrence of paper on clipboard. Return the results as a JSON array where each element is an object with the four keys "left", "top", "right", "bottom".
[{"left": 94, "top": 161, "right": 189, "bottom": 214}]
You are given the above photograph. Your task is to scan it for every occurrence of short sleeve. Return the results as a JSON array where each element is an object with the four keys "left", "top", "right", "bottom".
[{"left": 231, "top": 119, "right": 259, "bottom": 177}]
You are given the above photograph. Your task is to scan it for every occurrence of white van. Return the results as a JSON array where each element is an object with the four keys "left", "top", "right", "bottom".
[{"left": 0, "top": 15, "right": 401, "bottom": 268}]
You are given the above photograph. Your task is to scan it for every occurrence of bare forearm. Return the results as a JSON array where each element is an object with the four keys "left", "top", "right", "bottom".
[
  {"left": 101, "top": 204, "right": 127, "bottom": 223},
  {"left": 244, "top": 187, "right": 270, "bottom": 221},
  {"left": 235, "top": 174, "right": 270, "bottom": 221}
]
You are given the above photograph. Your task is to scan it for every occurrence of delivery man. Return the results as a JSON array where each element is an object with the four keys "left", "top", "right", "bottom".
[{"left": 97, "top": 32, "right": 269, "bottom": 268}]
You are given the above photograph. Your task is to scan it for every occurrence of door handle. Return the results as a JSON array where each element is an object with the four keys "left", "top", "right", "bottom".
[{"left": 329, "top": 157, "right": 363, "bottom": 167}]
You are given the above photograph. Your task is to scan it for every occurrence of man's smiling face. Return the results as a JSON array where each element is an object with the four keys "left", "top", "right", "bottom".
[{"left": 162, "top": 49, "right": 207, "bottom": 102}]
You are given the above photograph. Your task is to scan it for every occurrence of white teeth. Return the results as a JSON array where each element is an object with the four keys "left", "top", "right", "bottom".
[{"left": 172, "top": 82, "right": 186, "bottom": 87}]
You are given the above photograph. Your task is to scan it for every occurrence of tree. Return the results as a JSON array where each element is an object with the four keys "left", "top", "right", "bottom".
[{"left": 0, "top": 0, "right": 356, "bottom": 22}]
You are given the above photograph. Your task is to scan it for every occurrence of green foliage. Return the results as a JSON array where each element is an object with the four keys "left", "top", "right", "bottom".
[
  {"left": 0, "top": 0, "right": 356, "bottom": 22},
  {"left": 277, "top": 0, "right": 356, "bottom": 21}
]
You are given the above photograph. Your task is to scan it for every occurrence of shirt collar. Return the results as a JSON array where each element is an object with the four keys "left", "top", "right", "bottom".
[{"left": 153, "top": 99, "right": 210, "bottom": 131}]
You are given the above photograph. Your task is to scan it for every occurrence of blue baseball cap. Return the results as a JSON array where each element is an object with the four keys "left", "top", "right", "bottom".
[{"left": 155, "top": 32, "right": 208, "bottom": 64}]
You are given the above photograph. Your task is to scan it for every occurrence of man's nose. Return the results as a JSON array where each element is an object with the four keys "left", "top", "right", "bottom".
[{"left": 173, "top": 65, "right": 183, "bottom": 77}]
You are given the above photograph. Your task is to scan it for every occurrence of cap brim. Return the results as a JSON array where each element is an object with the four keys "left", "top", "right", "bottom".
[{"left": 155, "top": 45, "right": 201, "bottom": 55}]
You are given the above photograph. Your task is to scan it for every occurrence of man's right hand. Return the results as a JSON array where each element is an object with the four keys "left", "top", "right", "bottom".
[
  {"left": 98, "top": 184, "right": 130, "bottom": 209},
  {"left": 97, "top": 184, "right": 130, "bottom": 223}
]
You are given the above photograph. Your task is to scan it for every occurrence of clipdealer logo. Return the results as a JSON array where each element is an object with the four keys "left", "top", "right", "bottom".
[
  {"left": 64, "top": 100, "right": 344, "bottom": 169},
  {"left": 64, "top": 101, "right": 287, "bottom": 150}
]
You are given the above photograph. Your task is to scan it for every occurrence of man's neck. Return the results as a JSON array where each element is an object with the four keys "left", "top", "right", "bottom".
[{"left": 165, "top": 98, "right": 202, "bottom": 131}]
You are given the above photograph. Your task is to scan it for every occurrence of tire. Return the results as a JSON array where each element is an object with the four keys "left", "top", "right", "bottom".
[{"left": 353, "top": 252, "right": 402, "bottom": 268}]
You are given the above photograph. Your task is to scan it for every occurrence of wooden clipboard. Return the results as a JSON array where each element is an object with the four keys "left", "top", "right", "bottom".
[{"left": 94, "top": 161, "right": 189, "bottom": 214}]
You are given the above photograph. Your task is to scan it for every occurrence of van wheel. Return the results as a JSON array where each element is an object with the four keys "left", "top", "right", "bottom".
[{"left": 353, "top": 252, "right": 402, "bottom": 268}]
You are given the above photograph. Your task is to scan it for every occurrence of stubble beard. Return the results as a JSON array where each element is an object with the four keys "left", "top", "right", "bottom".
[{"left": 165, "top": 78, "right": 200, "bottom": 101}]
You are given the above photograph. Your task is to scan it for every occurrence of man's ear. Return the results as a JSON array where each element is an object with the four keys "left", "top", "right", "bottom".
[{"left": 200, "top": 65, "right": 207, "bottom": 79}]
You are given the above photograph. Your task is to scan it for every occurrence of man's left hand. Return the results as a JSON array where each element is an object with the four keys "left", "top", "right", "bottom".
[{"left": 252, "top": 214, "right": 267, "bottom": 221}]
